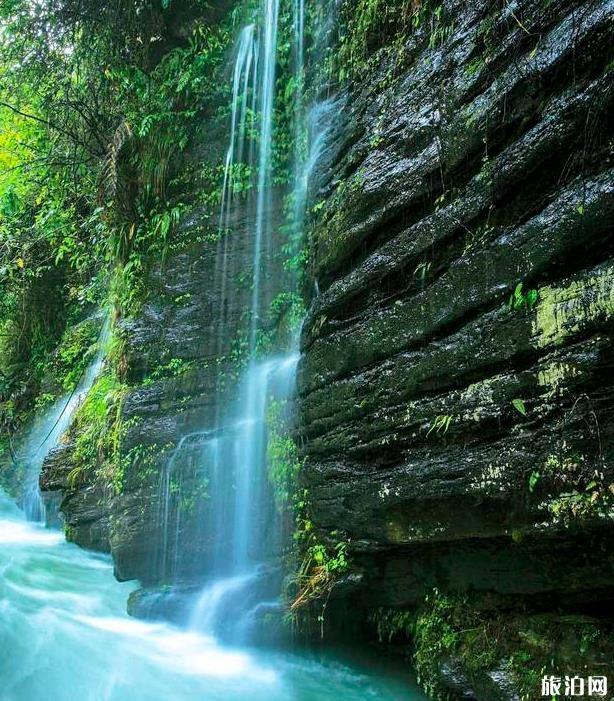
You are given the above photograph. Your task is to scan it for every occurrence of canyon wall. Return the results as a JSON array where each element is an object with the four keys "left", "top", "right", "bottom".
[{"left": 297, "top": 0, "right": 614, "bottom": 695}]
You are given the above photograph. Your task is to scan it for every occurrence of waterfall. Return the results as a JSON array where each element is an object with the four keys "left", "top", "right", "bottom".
[
  {"left": 188, "top": 354, "right": 299, "bottom": 641},
  {"left": 156, "top": 0, "right": 313, "bottom": 644},
  {"left": 291, "top": 0, "right": 306, "bottom": 247},
  {"left": 18, "top": 316, "right": 110, "bottom": 523},
  {"left": 250, "top": 0, "right": 281, "bottom": 348},
  {"left": 215, "top": 24, "right": 258, "bottom": 358}
]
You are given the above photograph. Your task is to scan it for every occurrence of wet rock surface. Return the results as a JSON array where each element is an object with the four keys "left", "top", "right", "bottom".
[{"left": 298, "top": 0, "right": 614, "bottom": 696}]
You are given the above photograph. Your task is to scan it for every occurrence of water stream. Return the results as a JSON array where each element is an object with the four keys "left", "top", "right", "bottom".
[
  {"left": 18, "top": 317, "right": 110, "bottom": 523},
  {"left": 156, "top": 0, "right": 309, "bottom": 641},
  {"left": 0, "top": 490, "right": 426, "bottom": 701}
]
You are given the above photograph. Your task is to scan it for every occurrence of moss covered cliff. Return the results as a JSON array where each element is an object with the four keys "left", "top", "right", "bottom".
[{"left": 294, "top": 0, "right": 614, "bottom": 697}]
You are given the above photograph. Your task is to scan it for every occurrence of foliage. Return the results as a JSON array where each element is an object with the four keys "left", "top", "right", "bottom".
[
  {"left": 332, "top": 0, "right": 454, "bottom": 84},
  {"left": 530, "top": 448, "right": 614, "bottom": 527},
  {"left": 426, "top": 413, "right": 453, "bottom": 437},
  {"left": 289, "top": 500, "right": 350, "bottom": 620},
  {"left": 370, "top": 607, "right": 415, "bottom": 643},
  {"left": 68, "top": 371, "right": 125, "bottom": 489},
  {"left": 256, "top": 292, "right": 305, "bottom": 355},
  {"left": 0, "top": 0, "right": 236, "bottom": 452},
  {"left": 266, "top": 398, "right": 301, "bottom": 508},
  {"left": 147, "top": 357, "right": 192, "bottom": 383},
  {"left": 50, "top": 318, "right": 102, "bottom": 395},
  {"left": 410, "top": 590, "right": 613, "bottom": 701},
  {"left": 509, "top": 282, "right": 538, "bottom": 313}
]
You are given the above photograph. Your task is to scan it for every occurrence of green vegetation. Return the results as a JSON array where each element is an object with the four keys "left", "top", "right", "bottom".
[
  {"left": 0, "top": 0, "right": 238, "bottom": 478},
  {"left": 530, "top": 448, "right": 614, "bottom": 527},
  {"left": 289, "top": 498, "right": 351, "bottom": 627},
  {"left": 333, "top": 0, "right": 454, "bottom": 84},
  {"left": 509, "top": 282, "right": 538, "bottom": 313},
  {"left": 426, "top": 413, "right": 453, "bottom": 437},
  {"left": 372, "top": 591, "right": 612, "bottom": 701},
  {"left": 68, "top": 372, "right": 125, "bottom": 490},
  {"left": 256, "top": 292, "right": 305, "bottom": 355},
  {"left": 266, "top": 398, "right": 301, "bottom": 508},
  {"left": 49, "top": 319, "right": 102, "bottom": 395}
]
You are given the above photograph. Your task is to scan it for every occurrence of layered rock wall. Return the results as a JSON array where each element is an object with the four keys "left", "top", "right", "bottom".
[{"left": 297, "top": 0, "right": 614, "bottom": 693}]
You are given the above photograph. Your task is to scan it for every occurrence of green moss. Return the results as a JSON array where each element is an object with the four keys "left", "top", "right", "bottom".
[
  {"left": 406, "top": 590, "right": 614, "bottom": 701},
  {"left": 532, "top": 266, "right": 614, "bottom": 349},
  {"left": 529, "top": 443, "right": 614, "bottom": 527},
  {"left": 537, "top": 359, "right": 582, "bottom": 399},
  {"left": 334, "top": 0, "right": 444, "bottom": 83},
  {"left": 266, "top": 398, "right": 301, "bottom": 509},
  {"left": 69, "top": 372, "right": 125, "bottom": 490}
]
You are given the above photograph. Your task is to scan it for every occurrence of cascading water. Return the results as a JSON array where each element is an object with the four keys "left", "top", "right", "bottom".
[
  {"left": 250, "top": 0, "right": 281, "bottom": 346},
  {"left": 183, "top": 0, "right": 309, "bottom": 642},
  {"left": 188, "top": 354, "right": 299, "bottom": 641},
  {"left": 215, "top": 23, "right": 258, "bottom": 356},
  {"left": 17, "top": 317, "right": 110, "bottom": 523},
  {"left": 0, "top": 490, "right": 421, "bottom": 700},
  {"left": 155, "top": 0, "right": 306, "bottom": 643}
]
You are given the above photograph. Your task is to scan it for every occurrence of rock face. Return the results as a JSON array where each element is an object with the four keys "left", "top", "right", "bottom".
[
  {"left": 40, "top": 442, "right": 111, "bottom": 551},
  {"left": 47, "top": 196, "right": 289, "bottom": 585},
  {"left": 297, "top": 0, "right": 614, "bottom": 694}
]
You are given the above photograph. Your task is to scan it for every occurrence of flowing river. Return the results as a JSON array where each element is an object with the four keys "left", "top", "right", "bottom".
[{"left": 0, "top": 490, "right": 426, "bottom": 701}]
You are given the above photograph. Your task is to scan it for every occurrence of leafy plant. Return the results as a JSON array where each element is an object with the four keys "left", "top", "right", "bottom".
[
  {"left": 426, "top": 413, "right": 453, "bottom": 437},
  {"left": 509, "top": 282, "right": 538, "bottom": 312}
]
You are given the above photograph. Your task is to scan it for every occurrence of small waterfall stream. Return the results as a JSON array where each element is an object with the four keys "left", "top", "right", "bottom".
[
  {"left": 18, "top": 317, "right": 110, "bottom": 523},
  {"left": 189, "top": 354, "right": 299, "bottom": 641},
  {"left": 156, "top": 0, "right": 309, "bottom": 643},
  {"left": 250, "top": 0, "right": 281, "bottom": 347}
]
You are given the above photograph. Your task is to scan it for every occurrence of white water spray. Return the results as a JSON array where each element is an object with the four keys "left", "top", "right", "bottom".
[{"left": 157, "top": 0, "right": 333, "bottom": 644}]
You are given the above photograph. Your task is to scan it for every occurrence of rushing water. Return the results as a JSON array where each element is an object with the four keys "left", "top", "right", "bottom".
[
  {"left": 0, "top": 490, "right": 426, "bottom": 701},
  {"left": 214, "top": 23, "right": 258, "bottom": 357},
  {"left": 155, "top": 0, "right": 305, "bottom": 639},
  {"left": 17, "top": 317, "right": 110, "bottom": 523},
  {"left": 152, "top": 0, "right": 349, "bottom": 645},
  {"left": 188, "top": 354, "right": 299, "bottom": 641},
  {"left": 251, "top": 0, "right": 281, "bottom": 346}
]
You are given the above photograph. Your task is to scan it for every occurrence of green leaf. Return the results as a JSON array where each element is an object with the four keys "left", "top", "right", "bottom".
[
  {"left": 512, "top": 398, "right": 527, "bottom": 416},
  {"left": 529, "top": 471, "right": 540, "bottom": 492}
]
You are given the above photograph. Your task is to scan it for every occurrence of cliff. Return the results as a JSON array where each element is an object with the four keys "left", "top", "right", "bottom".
[{"left": 296, "top": 0, "right": 614, "bottom": 696}]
